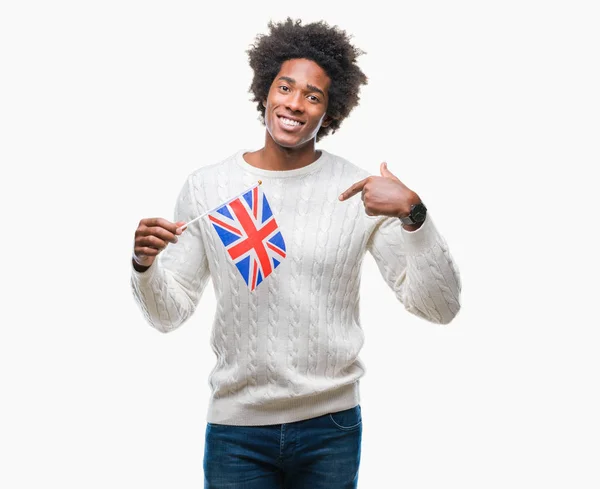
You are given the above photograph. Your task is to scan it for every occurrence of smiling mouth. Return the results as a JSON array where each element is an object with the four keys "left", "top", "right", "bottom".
[{"left": 278, "top": 116, "right": 305, "bottom": 128}]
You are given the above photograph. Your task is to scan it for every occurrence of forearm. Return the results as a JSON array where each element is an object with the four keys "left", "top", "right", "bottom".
[
  {"left": 370, "top": 215, "right": 461, "bottom": 324},
  {"left": 400, "top": 232, "right": 461, "bottom": 324},
  {"left": 130, "top": 175, "right": 211, "bottom": 332},
  {"left": 131, "top": 259, "right": 209, "bottom": 333}
]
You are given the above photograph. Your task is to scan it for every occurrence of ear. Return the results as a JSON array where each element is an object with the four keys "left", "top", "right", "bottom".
[
  {"left": 321, "top": 115, "right": 335, "bottom": 128},
  {"left": 262, "top": 99, "right": 267, "bottom": 108}
]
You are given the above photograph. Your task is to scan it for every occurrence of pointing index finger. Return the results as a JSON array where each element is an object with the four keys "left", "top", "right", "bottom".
[{"left": 339, "top": 177, "right": 369, "bottom": 201}]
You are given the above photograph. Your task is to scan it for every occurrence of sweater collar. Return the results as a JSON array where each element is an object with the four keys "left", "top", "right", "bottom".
[{"left": 234, "top": 149, "right": 330, "bottom": 178}]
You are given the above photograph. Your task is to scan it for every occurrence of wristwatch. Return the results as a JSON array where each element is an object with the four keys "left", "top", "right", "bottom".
[{"left": 399, "top": 202, "right": 427, "bottom": 225}]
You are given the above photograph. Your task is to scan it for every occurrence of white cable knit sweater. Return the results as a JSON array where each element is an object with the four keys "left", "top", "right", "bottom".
[{"left": 131, "top": 149, "right": 461, "bottom": 425}]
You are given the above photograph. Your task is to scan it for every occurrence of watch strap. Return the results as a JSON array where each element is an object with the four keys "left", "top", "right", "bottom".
[{"left": 399, "top": 214, "right": 417, "bottom": 225}]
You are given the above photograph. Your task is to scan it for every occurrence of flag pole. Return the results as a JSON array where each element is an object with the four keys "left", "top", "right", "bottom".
[{"left": 178, "top": 180, "right": 262, "bottom": 231}]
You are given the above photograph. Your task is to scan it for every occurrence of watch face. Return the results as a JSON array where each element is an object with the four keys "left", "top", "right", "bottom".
[{"left": 411, "top": 203, "right": 427, "bottom": 223}]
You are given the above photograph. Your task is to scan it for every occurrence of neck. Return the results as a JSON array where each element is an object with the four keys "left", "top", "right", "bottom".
[{"left": 245, "top": 134, "right": 320, "bottom": 171}]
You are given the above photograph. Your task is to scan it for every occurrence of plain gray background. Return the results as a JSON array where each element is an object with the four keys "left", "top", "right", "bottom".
[{"left": 1, "top": 1, "right": 598, "bottom": 487}]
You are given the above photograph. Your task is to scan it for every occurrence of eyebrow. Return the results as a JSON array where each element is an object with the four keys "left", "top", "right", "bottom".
[{"left": 277, "top": 76, "right": 326, "bottom": 98}]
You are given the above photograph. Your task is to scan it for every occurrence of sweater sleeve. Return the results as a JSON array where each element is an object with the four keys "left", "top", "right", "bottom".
[
  {"left": 366, "top": 214, "right": 461, "bottom": 324},
  {"left": 130, "top": 175, "right": 211, "bottom": 333}
]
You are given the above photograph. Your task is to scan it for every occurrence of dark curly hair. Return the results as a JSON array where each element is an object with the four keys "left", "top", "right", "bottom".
[{"left": 247, "top": 18, "right": 368, "bottom": 141}]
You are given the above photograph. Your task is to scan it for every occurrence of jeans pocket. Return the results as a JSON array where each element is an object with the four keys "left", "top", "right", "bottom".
[{"left": 328, "top": 405, "right": 362, "bottom": 431}]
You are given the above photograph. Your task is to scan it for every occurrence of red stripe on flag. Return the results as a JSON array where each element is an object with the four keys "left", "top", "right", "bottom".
[
  {"left": 228, "top": 199, "right": 276, "bottom": 278},
  {"left": 251, "top": 260, "right": 258, "bottom": 291},
  {"left": 266, "top": 242, "right": 286, "bottom": 258},
  {"left": 208, "top": 214, "right": 242, "bottom": 236}
]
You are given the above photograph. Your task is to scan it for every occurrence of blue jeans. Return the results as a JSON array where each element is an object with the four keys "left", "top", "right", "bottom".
[{"left": 203, "top": 405, "right": 362, "bottom": 489}]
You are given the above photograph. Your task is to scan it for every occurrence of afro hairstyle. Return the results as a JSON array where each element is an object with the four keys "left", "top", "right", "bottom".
[{"left": 247, "top": 18, "right": 368, "bottom": 141}]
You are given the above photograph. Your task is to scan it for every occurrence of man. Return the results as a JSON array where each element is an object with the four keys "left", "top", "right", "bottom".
[{"left": 131, "top": 18, "right": 461, "bottom": 489}]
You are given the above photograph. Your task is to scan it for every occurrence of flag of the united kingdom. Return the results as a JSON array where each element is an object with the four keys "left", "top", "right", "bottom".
[{"left": 208, "top": 184, "right": 286, "bottom": 291}]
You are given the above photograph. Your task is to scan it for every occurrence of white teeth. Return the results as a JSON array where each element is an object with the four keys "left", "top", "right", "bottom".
[{"left": 280, "top": 117, "right": 302, "bottom": 126}]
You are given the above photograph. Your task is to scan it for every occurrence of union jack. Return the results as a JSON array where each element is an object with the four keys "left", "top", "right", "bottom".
[{"left": 208, "top": 184, "right": 286, "bottom": 291}]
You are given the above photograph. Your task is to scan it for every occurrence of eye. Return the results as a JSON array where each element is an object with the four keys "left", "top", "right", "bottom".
[
  {"left": 279, "top": 85, "right": 290, "bottom": 92},
  {"left": 308, "top": 95, "right": 320, "bottom": 103}
]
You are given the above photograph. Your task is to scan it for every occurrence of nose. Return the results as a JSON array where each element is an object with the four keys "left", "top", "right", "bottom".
[{"left": 286, "top": 92, "right": 304, "bottom": 113}]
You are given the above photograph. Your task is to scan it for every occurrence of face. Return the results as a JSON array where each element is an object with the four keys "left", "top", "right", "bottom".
[{"left": 263, "top": 58, "right": 332, "bottom": 149}]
